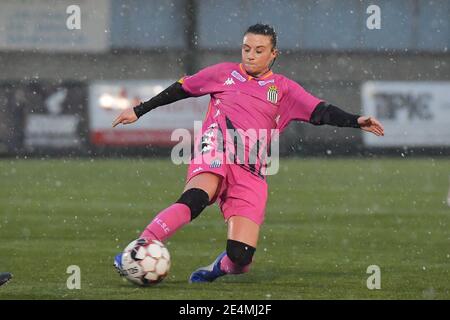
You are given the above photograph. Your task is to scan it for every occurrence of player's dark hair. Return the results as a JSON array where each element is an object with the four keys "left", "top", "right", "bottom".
[
  {"left": 244, "top": 23, "right": 277, "bottom": 50},
  {"left": 244, "top": 23, "right": 278, "bottom": 70}
]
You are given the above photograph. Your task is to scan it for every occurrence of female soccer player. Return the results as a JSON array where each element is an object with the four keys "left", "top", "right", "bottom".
[{"left": 112, "top": 24, "right": 384, "bottom": 283}]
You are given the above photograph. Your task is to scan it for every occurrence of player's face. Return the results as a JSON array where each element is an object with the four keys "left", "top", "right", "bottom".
[{"left": 242, "top": 33, "right": 277, "bottom": 77}]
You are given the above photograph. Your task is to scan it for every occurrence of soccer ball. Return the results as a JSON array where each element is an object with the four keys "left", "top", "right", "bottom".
[{"left": 120, "top": 239, "right": 171, "bottom": 286}]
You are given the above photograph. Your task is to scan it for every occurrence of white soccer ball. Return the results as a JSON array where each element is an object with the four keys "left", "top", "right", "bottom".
[{"left": 120, "top": 239, "right": 171, "bottom": 286}]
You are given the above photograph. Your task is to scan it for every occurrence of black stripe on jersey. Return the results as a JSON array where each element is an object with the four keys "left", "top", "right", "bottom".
[{"left": 225, "top": 116, "right": 265, "bottom": 180}]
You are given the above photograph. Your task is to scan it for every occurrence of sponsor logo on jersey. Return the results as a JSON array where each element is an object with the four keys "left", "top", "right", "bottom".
[
  {"left": 231, "top": 70, "right": 247, "bottom": 82},
  {"left": 267, "top": 85, "right": 278, "bottom": 104},
  {"left": 193, "top": 167, "right": 204, "bottom": 174},
  {"left": 258, "top": 79, "right": 275, "bottom": 86},
  {"left": 223, "top": 78, "right": 235, "bottom": 86}
]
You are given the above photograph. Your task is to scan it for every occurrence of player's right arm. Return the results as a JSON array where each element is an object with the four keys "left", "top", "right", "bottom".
[
  {"left": 112, "top": 63, "right": 224, "bottom": 128},
  {"left": 112, "top": 80, "right": 190, "bottom": 127}
]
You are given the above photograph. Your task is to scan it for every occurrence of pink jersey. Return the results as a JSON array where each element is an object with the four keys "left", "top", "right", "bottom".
[{"left": 181, "top": 62, "right": 322, "bottom": 177}]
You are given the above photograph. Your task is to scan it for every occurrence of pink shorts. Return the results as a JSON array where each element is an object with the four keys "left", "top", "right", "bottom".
[{"left": 186, "top": 160, "right": 268, "bottom": 226}]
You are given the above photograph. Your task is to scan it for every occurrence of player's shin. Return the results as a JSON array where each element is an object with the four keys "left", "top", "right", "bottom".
[
  {"left": 140, "top": 203, "right": 191, "bottom": 242},
  {"left": 140, "top": 188, "right": 210, "bottom": 242}
]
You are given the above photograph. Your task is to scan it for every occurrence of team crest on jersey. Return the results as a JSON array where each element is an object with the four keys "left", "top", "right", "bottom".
[
  {"left": 267, "top": 85, "right": 278, "bottom": 104},
  {"left": 210, "top": 159, "right": 222, "bottom": 169}
]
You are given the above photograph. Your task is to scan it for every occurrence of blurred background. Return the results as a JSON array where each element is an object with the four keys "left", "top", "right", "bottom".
[{"left": 0, "top": 0, "right": 449, "bottom": 158}]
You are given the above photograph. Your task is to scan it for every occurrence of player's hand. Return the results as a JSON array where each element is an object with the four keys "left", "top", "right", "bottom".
[
  {"left": 358, "top": 116, "right": 384, "bottom": 136},
  {"left": 112, "top": 107, "right": 138, "bottom": 128}
]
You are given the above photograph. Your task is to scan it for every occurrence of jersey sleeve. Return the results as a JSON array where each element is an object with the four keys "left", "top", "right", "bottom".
[
  {"left": 179, "top": 63, "right": 223, "bottom": 97},
  {"left": 280, "top": 79, "right": 322, "bottom": 124}
]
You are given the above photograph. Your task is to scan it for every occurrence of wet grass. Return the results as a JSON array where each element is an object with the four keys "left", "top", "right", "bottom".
[{"left": 0, "top": 157, "right": 449, "bottom": 299}]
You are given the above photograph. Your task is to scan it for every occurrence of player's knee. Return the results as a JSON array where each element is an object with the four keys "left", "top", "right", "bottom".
[
  {"left": 226, "top": 239, "right": 256, "bottom": 266},
  {"left": 176, "top": 188, "right": 210, "bottom": 221}
]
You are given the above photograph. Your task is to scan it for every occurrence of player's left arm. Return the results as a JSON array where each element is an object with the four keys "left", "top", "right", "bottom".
[{"left": 309, "top": 101, "right": 384, "bottom": 136}]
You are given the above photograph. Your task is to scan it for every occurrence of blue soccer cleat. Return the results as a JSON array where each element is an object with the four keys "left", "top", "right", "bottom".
[
  {"left": 189, "top": 251, "right": 227, "bottom": 283},
  {"left": 0, "top": 272, "right": 12, "bottom": 287},
  {"left": 113, "top": 253, "right": 126, "bottom": 277}
]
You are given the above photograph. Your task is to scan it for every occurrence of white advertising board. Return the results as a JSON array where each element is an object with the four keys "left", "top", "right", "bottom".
[
  {"left": 89, "top": 80, "right": 209, "bottom": 146},
  {"left": 362, "top": 81, "right": 450, "bottom": 146}
]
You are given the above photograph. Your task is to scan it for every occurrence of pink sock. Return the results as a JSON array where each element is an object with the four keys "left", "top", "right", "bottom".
[
  {"left": 220, "top": 254, "right": 251, "bottom": 274},
  {"left": 140, "top": 203, "right": 191, "bottom": 242}
]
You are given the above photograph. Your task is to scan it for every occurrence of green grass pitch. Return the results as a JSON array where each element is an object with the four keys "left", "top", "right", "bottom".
[{"left": 0, "top": 157, "right": 449, "bottom": 299}]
